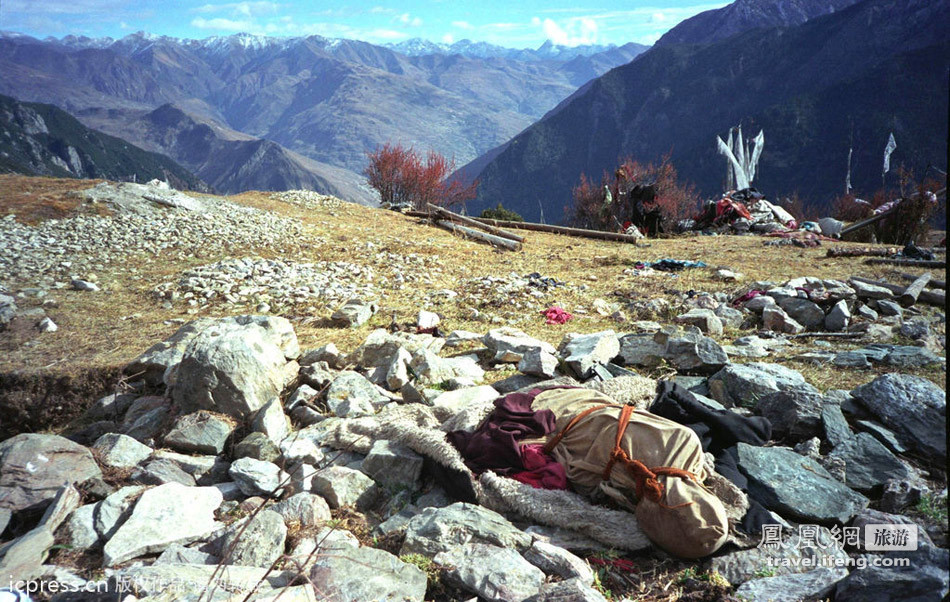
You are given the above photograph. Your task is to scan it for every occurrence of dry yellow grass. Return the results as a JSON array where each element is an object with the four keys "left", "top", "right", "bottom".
[{"left": 0, "top": 175, "right": 944, "bottom": 394}]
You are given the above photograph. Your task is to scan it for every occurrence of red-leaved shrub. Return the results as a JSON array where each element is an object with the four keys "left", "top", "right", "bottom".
[{"left": 365, "top": 143, "right": 477, "bottom": 211}]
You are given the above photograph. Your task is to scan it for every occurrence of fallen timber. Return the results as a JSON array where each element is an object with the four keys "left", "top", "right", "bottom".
[
  {"left": 434, "top": 219, "right": 522, "bottom": 251},
  {"left": 900, "top": 273, "right": 945, "bottom": 289},
  {"left": 474, "top": 218, "right": 646, "bottom": 244},
  {"left": 426, "top": 204, "right": 525, "bottom": 243},
  {"left": 864, "top": 258, "right": 945, "bottom": 268},
  {"left": 850, "top": 276, "right": 945, "bottom": 307},
  {"left": 899, "top": 272, "right": 932, "bottom": 307}
]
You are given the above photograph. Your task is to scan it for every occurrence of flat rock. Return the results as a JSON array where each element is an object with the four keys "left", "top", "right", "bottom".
[
  {"left": 62, "top": 503, "right": 99, "bottom": 550},
  {"left": 154, "top": 543, "right": 220, "bottom": 565},
  {"left": 518, "top": 348, "right": 559, "bottom": 378},
  {"left": 824, "top": 300, "right": 851, "bottom": 331},
  {"left": 431, "top": 385, "right": 499, "bottom": 422},
  {"left": 523, "top": 540, "right": 594, "bottom": 585},
  {"left": 94, "top": 485, "right": 146, "bottom": 539},
  {"left": 835, "top": 545, "right": 949, "bottom": 601},
  {"left": 737, "top": 443, "right": 868, "bottom": 523},
  {"left": 131, "top": 458, "right": 198, "bottom": 487},
  {"left": 312, "top": 466, "right": 377, "bottom": 509},
  {"left": 326, "top": 372, "right": 383, "bottom": 418},
  {"left": 361, "top": 439, "right": 424, "bottom": 490},
  {"left": 821, "top": 401, "right": 853, "bottom": 447},
  {"left": 219, "top": 509, "right": 287, "bottom": 568},
  {"left": 851, "top": 373, "right": 946, "bottom": 461},
  {"left": 331, "top": 298, "right": 378, "bottom": 327},
  {"left": 228, "top": 457, "right": 288, "bottom": 497},
  {"left": 779, "top": 297, "right": 826, "bottom": 331},
  {"left": 828, "top": 432, "right": 911, "bottom": 492},
  {"left": 755, "top": 389, "right": 823, "bottom": 440},
  {"left": 111, "top": 563, "right": 294, "bottom": 599},
  {"left": 674, "top": 309, "right": 723, "bottom": 335},
  {"left": 708, "top": 363, "right": 813, "bottom": 408},
  {"left": 735, "top": 567, "right": 848, "bottom": 602},
  {"left": 483, "top": 327, "right": 556, "bottom": 363},
  {"left": 234, "top": 432, "right": 281, "bottom": 462},
  {"left": 558, "top": 330, "right": 620, "bottom": 379},
  {"left": 401, "top": 502, "right": 531, "bottom": 557},
  {"left": 849, "top": 279, "right": 894, "bottom": 300},
  {"left": 309, "top": 544, "right": 427, "bottom": 602},
  {"left": 435, "top": 543, "right": 545, "bottom": 602},
  {"left": 164, "top": 411, "right": 235, "bottom": 455},
  {"left": 762, "top": 305, "right": 805, "bottom": 334},
  {"left": 271, "top": 492, "right": 331, "bottom": 527},
  {"left": 525, "top": 578, "right": 609, "bottom": 602},
  {"left": 0, "top": 433, "right": 102, "bottom": 513},
  {"left": 91, "top": 433, "right": 152, "bottom": 468},
  {"left": 102, "top": 483, "right": 222, "bottom": 566}
]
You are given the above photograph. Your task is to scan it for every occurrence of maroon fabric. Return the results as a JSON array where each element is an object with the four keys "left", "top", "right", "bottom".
[
  {"left": 447, "top": 389, "right": 557, "bottom": 476},
  {"left": 510, "top": 444, "right": 568, "bottom": 489}
]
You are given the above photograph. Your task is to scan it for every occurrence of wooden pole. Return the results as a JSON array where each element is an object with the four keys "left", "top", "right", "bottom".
[
  {"left": 427, "top": 204, "right": 525, "bottom": 243},
  {"left": 900, "top": 273, "right": 945, "bottom": 289},
  {"left": 864, "top": 258, "right": 945, "bottom": 268},
  {"left": 838, "top": 206, "right": 898, "bottom": 236},
  {"left": 899, "top": 272, "right": 932, "bottom": 307},
  {"left": 434, "top": 220, "right": 522, "bottom": 251},
  {"left": 826, "top": 247, "right": 900, "bottom": 258},
  {"left": 474, "top": 217, "right": 645, "bottom": 244},
  {"left": 850, "top": 276, "right": 946, "bottom": 307}
]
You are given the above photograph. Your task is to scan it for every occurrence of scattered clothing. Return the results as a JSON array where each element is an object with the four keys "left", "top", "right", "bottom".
[
  {"left": 510, "top": 444, "right": 568, "bottom": 490},
  {"left": 900, "top": 242, "right": 935, "bottom": 260},
  {"left": 542, "top": 306, "right": 573, "bottom": 325},
  {"left": 645, "top": 259, "right": 708, "bottom": 272},
  {"left": 731, "top": 289, "right": 765, "bottom": 306}
]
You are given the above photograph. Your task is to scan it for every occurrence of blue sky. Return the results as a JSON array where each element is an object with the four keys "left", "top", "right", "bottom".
[{"left": 2, "top": 1, "right": 727, "bottom": 47}]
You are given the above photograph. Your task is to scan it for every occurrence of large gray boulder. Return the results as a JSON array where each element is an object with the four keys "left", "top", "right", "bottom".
[
  {"left": 312, "top": 466, "right": 377, "bottom": 509},
  {"left": 91, "top": 433, "right": 153, "bottom": 468},
  {"left": 618, "top": 327, "right": 728, "bottom": 374},
  {"left": 674, "top": 309, "right": 723, "bottom": 335},
  {"left": 483, "top": 327, "right": 556, "bottom": 363},
  {"left": 326, "top": 372, "right": 383, "bottom": 418},
  {"left": 558, "top": 330, "right": 620, "bottom": 379},
  {"left": 735, "top": 567, "right": 848, "bottom": 602},
  {"left": 172, "top": 317, "right": 299, "bottom": 420},
  {"left": 102, "top": 483, "right": 222, "bottom": 566},
  {"left": 0, "top": 434, "right": 102, "bottom": 512},
  {"left": 163, "top": 411, "right": 235, "bottom": 455},
  {"left": 754, "top": 390, "right": 823, "bottom": 440},
  {"left": 401, "top": 502, "right": 531, "bottom": 557},
  {"left": 708, "top": 363, "right": 814, "bottom": 408},
  {"left": 331, "top": 298, "right": 378, "bottom": 327},
  {"left": 229, "top": 457, "right": 288, "bottom": 497},
  {"left": 835, "top": 545, "right": 949, "bottom": 601},
  {"left": 828, "top": 433, "right": 912, "bottom": 492},
  {"left": 736, "top": 443, "right": 868, "bottom": 523},
  {"left": 762, "top": 305, "right": 805, "bottom": 334},
  {"left": 219, "top": 509, "right": 287, "bottom": 568},
  {"left": 309, "top": 545, "right": 427, "bottom": 602},
  {"left": 361, "top": 440, "right": 424, "bottom": 491},
  {"left": 708, "top": 527, "right": 849, "bottom": 585},
  {"left": 779, "top": 297, "right": 825, "bottom": 330},
  {"left": 436, "top": 543, "right": 545, "bottom": 602},
  {"left": 851, "top": 374, "right": 946, "bottom": 462}
]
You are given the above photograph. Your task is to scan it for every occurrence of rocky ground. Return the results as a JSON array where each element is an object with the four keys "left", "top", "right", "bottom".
[{"left": 0, "top": 176, "right": 947, "bottom": 601}]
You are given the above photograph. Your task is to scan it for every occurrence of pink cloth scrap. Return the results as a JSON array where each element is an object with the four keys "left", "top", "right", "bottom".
[
  {"left": 542, "top": 306, "right": 573, "bottom": 325},
  {"left": 510, "top": 444, "right": 568, "bottom": 490}
]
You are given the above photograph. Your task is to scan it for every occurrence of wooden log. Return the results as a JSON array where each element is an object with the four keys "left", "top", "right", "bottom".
[
  {"left": 434, "top": 220, "right": 522, "bottom": 251},
  {"left": 864, "top": 258, "right": 945, "bottom": 268},
  {"left": 826, "top": 247, "right": 900, "bottom": 258},
  {"left": 786, "top": 332, "right": 865, "bottom": 339},
  {"left": 900, "top": 272, "right": 945, "bottom": 289},
  {"left": 838, "top": 206, "right": 899, "bottom": 236},
  {"left": 850, "top": 276, "right": 946, "bottom": 307},
  {"left": 427, "top": 204, "right": 525, "bottom": 243},
  {"left": 475, "top": 217, "right": 646, "bottom": 244},
  {"left": 899, "top": 272, "right": 932, "bottom": 307}
]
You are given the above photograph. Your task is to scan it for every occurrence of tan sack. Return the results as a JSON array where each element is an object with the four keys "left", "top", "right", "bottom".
[{"left": 533, "top": 388, "right": 729, "bottom": 558}]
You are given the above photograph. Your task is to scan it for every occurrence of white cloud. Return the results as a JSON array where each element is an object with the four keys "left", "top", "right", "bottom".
[
  {"left": 451, "top": 20, "right": 472, "bottom": 30},
  {"left": 397, "top": 13, "right": 422, "bottom": 27},
  {"left": 541, "top": 17, "right": 598, "bottom": 47},
  {"left": 192, "top": 2, "right": 279, "bottom": 16},
  {"left": 442, "top": 33, "right": 454, "bottom": 43},
  {"left": 190, "top": 17, "right": 256, "bottom": 31}
]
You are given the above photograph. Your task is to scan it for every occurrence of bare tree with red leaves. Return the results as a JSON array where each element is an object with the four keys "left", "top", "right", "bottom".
[{"left": 365, "top": 143, "right": 477, "bottom": 211}]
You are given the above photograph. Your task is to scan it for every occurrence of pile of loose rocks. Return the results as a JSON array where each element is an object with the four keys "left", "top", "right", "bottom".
[
  {"left": 270, "top": 190, "right": 346, "bottom": 210},
  {"left": 1, "top": 313, "right": 945, "bottom": 601},
  {"left": 152, "top": 257, "right": 377, "bottom": 313},
  {"left": 0, "top": 182, "right": 311, "bottom": 284}
]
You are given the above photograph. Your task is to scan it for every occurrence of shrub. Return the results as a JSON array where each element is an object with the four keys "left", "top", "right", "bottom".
[
  {"left": 565, "top": 155, "right": 699, "bottom": 235},
  {"left": 364, "top": 143, "right": 477, "bottom": 211},
  {"left": 839, "top": 166, "right": 943, "bottom": 244},
  {"left": 480, "top": 203, "right": 524, "bottom": 222}
]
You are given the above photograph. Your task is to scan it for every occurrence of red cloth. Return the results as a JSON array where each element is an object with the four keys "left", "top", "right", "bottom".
[
  {"left": 510, "top": 444, "right": 568, "bottom": 490},
  {"left": 715, "top": 197, "right": 752, "bottom": 223},
  {"left": 542, "top": 306, "right": 573, "bottom": 325}
]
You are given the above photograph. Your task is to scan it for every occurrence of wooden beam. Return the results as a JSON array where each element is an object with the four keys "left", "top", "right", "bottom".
[
  {"left": 900, "top": 272, "right": 945, "bottom": 289},
  {"left": 474, "top": 217, "right": 645, "bottom": 244},
  {"left": 826, "top": 247, "right": 900, "bottom": 258},
  {"left": 900, "top": 272, "right": 932, "bottom": 307},
  {"left": 427, "top": 204, "right": 525, "bottom": 243},
  {"left": 850, "top": 276, "right": 946, "bottom": 307},
  {"left": 864, "top": 258, "right": 945, "bottom": 268},
  {"left": 434, "top": 220, "right": 522, "bottom": 251}
]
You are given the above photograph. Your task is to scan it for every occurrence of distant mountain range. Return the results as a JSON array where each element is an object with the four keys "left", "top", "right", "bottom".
[
  {"left": 462, "top": 0, "right": 949, "bottom": 222},
  {"left": 0, "top": 94, "right": 204, "bottom": 190},
  {"left": 0, "top": 31, "right": 646, "bottom": 200}
]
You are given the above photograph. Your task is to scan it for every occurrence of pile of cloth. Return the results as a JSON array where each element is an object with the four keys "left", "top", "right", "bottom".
[{"left": 689, "top": 187, "right": 831, "bottom": 238}]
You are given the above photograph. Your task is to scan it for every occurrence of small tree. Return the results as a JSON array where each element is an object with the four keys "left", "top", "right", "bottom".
[
  {"left": 364, "top": 143, "right": 477, "bottom": 211},
  {"left": 480, "top": 203, "right": 524, "bottom": 222}
]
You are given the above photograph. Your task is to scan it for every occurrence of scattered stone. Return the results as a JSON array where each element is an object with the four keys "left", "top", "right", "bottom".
[
  {"left": 829, "top": 432, "right": 911, "bottom": 492},
  {"left": 855, "top": 304, "right": 879, "bottom": 321},
  {"left": 229, "top": 457, "right": 288, "bottom": 497},
  {"left": 70, "top": 279, "right": 99, "bottom": 292},
  {"left": 299, "top": 343, "right": 343, "bottom": 368},
  {"left": 36, "top": 316, "right": 57, "bottom": 332},
  {"left": 483, "top": 327, "right": 556, "bottom": 363},
  {"left": 736, "top": 443, "right": 868, "bottom": 523},
  {"left": 523, "top": 540, "right": 594, "bottom": 585},
  {"left": 250, "top": 396, "right": 290, "bottom": 443},
  {"left": 401, "top": 502, "right": 531, "bottom": 557},
  {"left": 417, "top": 310, "right": 440, "bottom": 330},
  {"left": 326, "top": 372, "right": 383, "bottom": 418},
  {"left": 154, "top": 543, "right": 220, "bottom": 565},
  {"left": 436, "top": 543, "right": 545, "bottom": 602},
  {"left": 708, "top": 363, "right": 813, "bottom": 408},
  {"left": 518, "top": 348, "right": 559, "bottom": 378},
  {"left": 331, "top": 298, "right": 378, "bottom": 327},
  {"left": 151, "top": 450, "right": 230, "bottom": 485},
  {"left": 445, "top": 330, "right": 482, "bottom": 347},
  {"left": 755, "top": 390, "right": 823, "bottom": 440},
  {"left": 778, "top": 297, "right": 825, "bottom": 330},
  {"left": 102, "top": 483, "right": 222, "bottom": 566},
  {"left": 674, "top": 309, "right": 723, "bottom": 335},
  {"left": 851, "top": 508, "right": 934, "bottom": 548},
  {"left": 851, "top": 374, "right": 946, "bottom": 461},
  {"left": 271, "top": 492, "right": 332, "bottom": 527},
  {"left": 824, "top": 300, "right": 851, "bottom": 332},
  {"left": 220, "top": 509, "right": 287, "bottom": 568},
  {"left": 131, "top": 458, "right": 198, "bottom": 487},
  {"left": 735, "top": 567, "right": 848, "bottom": 602},
  {"left": 849, "top": 279, "right": 894, "bottom": 300},
  {"left": 431, "top": 385, "right": 500, "bottom": 421},
  {"left": 312, "top": 466, "right": 377, "bottom": 509},
  {"left": 91, "top": 433, "right": 153, "bottom": 468},
  {"left": 899, "top": 318, "right": 931, "bottom": 341},
  {"left": 62, "top": 503, "right": 100, "bottom": 550},
  {"left": 879, "top": 479, "right": 927, "bottom": 514},
  {"left": 744, "top": 295, "right": 777, "bottom": 313},
  {"left": 163, "top": 411, "right": 235, "bottom": 455},
  {"left": 309, "top": 545, "right": 427, "bottom": 602},
  {"left": 834, "top": 545, "right": 949, "bottom": 601},
  {"left": 762, "top": 305, "right": 805, "bottom": 334},
  {"left": 525, "top": 578, "right": 609, "bottom": 602},
  {"left": 854, "top": 420, "right": 908, "bottom": 454},
  {"left": 279, "top": 438, "right": 324, "bottom": 466},
  {"left": 708, "top": 527, "right": 849, "bottom": 585},
  {"left": 0, "top": 434, "right": 102, "bottom": 513},
  {"left": 361, "top": 440, "right": 424, "bottom": 490},
  {"left": 821, "top": 401, "right": 853, "bottom": 447}
]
